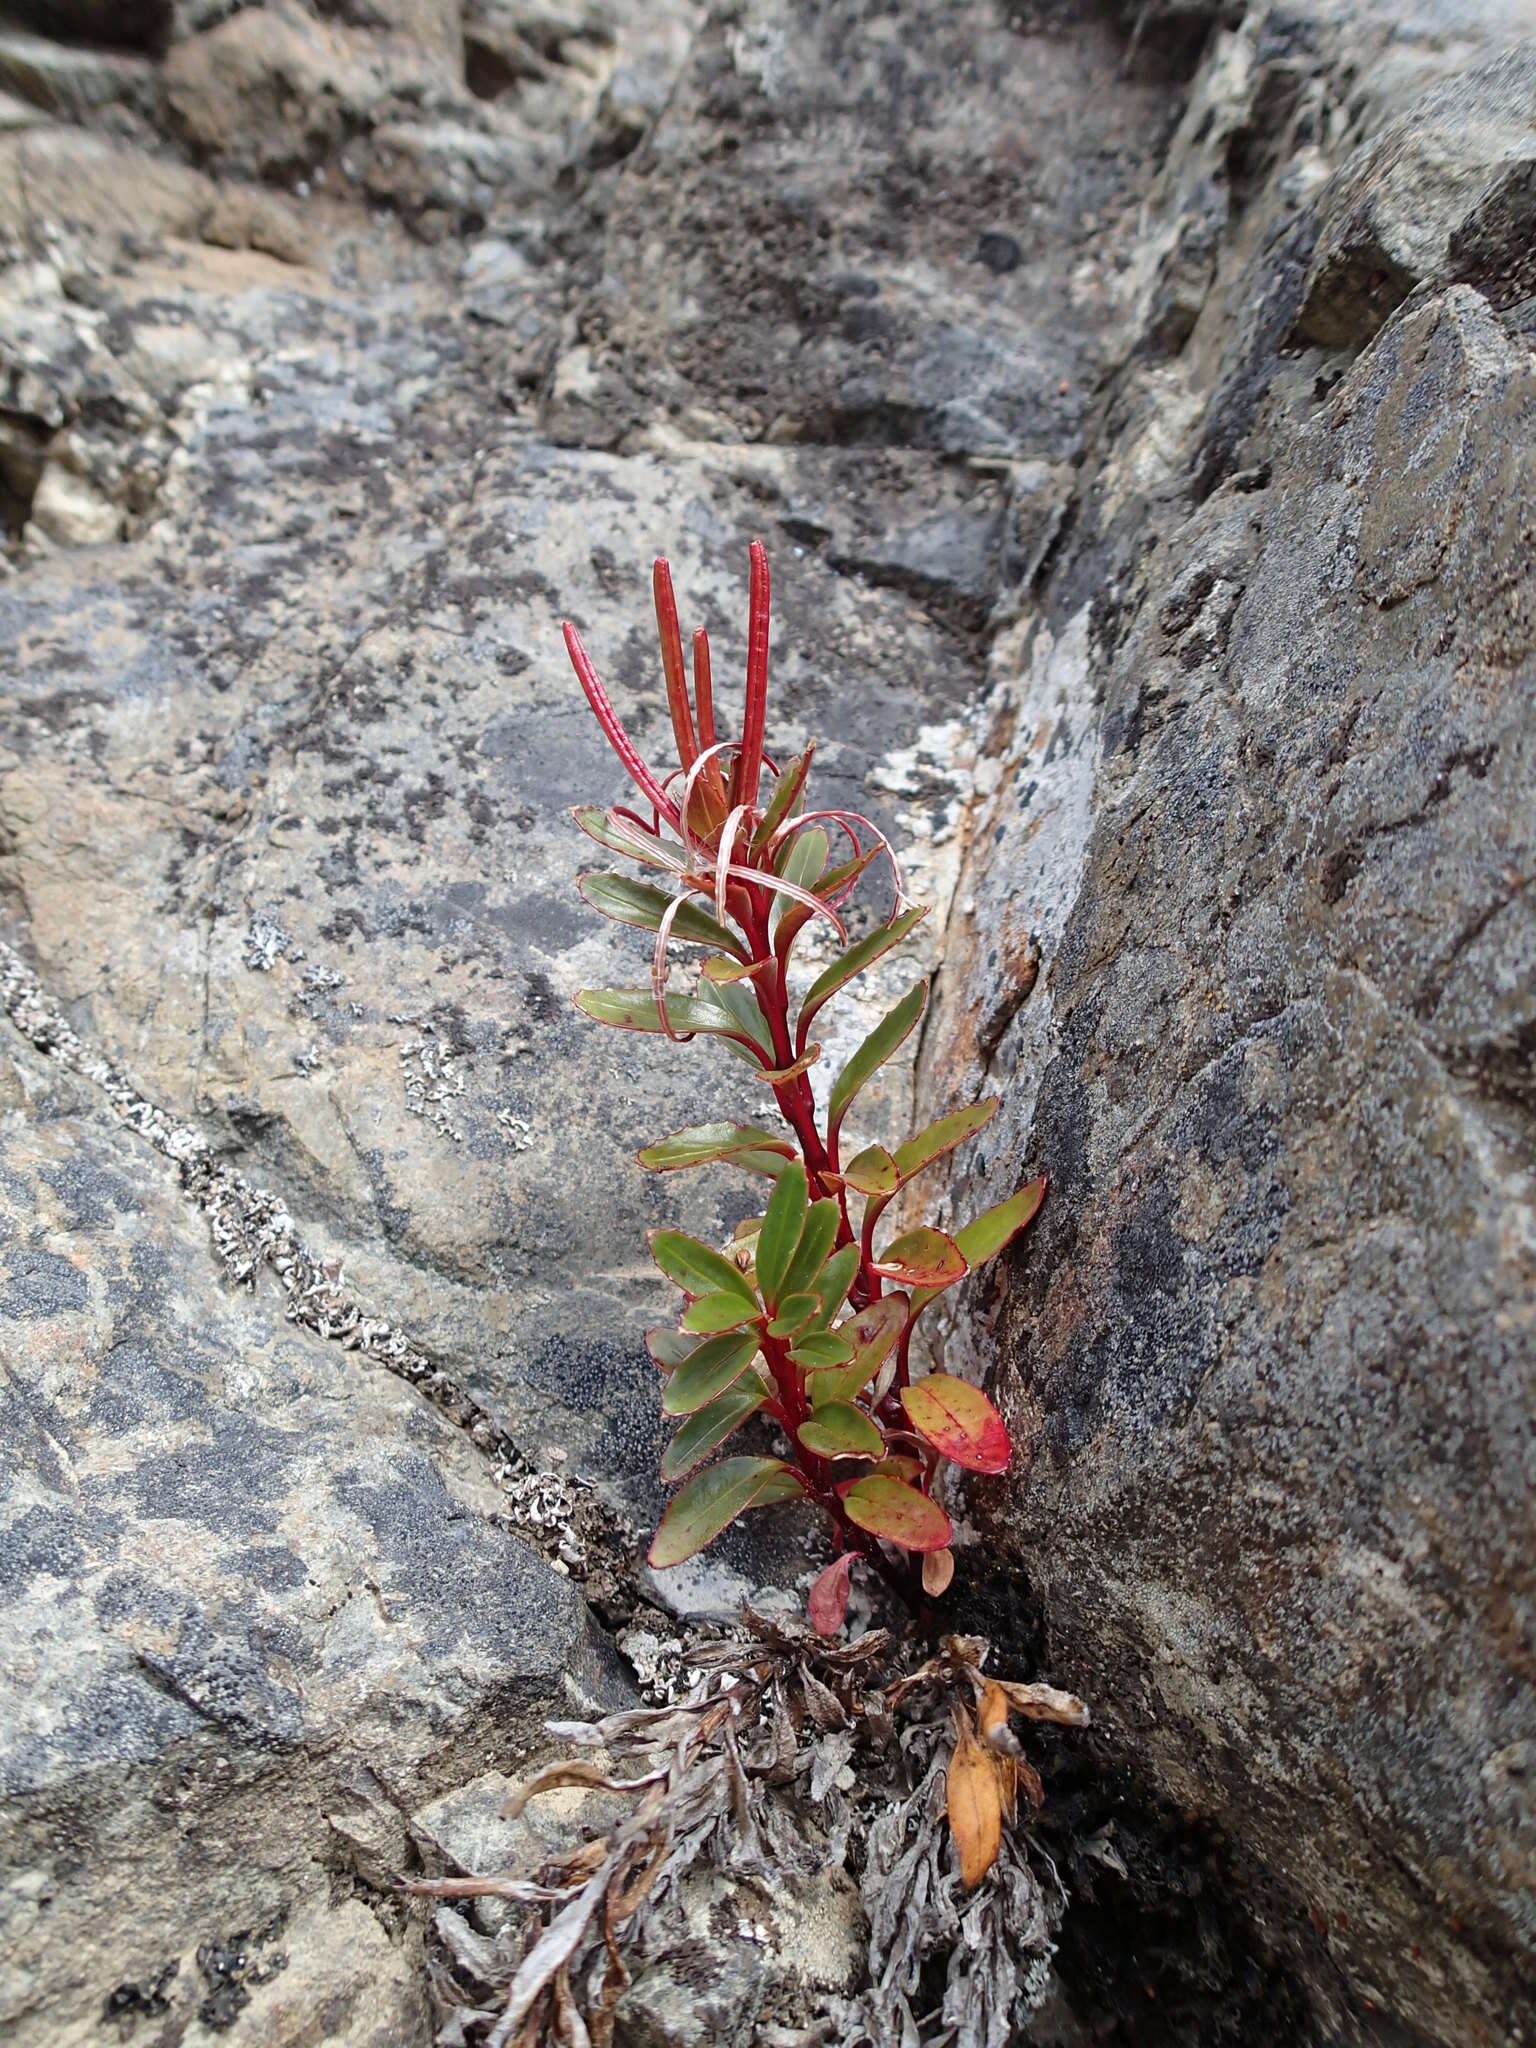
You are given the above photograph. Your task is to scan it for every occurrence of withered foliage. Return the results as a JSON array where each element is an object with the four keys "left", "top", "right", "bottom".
[{"left": 411, "top": 1613, "right": 1087, "bottom": 2048}]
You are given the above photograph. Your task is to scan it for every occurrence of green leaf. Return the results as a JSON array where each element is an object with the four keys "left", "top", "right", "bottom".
[
  {"left": 650, "top": 1230, "right": 757, "bottom": 1304},
  {"left": 660, "top": 1380, "right": 768, "bottom": 1482},
  {"left": 572, "top": 805, "right": 686, "bottom": 874},
  {"left": 892, "top": 1098, "right": 1000, "bottom": 1183},
  {"left": 808, "top": 1243, "right": 860, "bottom": 1329},
  {"left": 798, "top": 907, "right": 928, "bottom": 1042},
  {"left": 797, "top": 1401, "right": 884, "bottom": 1461},
  {"left": 772, "top": 843, "right": 879, "bottom": 965},
  {"left": 827, "top": 981, "right": 928, "bottom": 1144},
  {"left": 871, "top": 1226, "right": 967, "bottom": 1289},
  {"left": 732, "top": 1148, "right": 795, "bottom": 1179},
  {"left": 770, "top": 825, "right": 830, "bottom": 938},
  {"left": 836, "top": 1473, "right": 952, "bottom": 1553},
  {"left": 578, "top": 873, "right": 743, "bottom": 954},
  {"left": 650, "top": 1455, "right": 806, "bottom": 1568},
  {"left": 575, "top": 986, "right": 750, "bottom": 1040},
  {"left": 806, "top": 1293, "right": 905, "bottom": 1406},
  {"left": 841, "top": 1144, "right": 899, "bottom": 1196},
  {"left": 776, "top": 823, "right": 829, "bottom": 886},
  {"left": 647, "top": 1327, "right": 699, "bottom": 1373},
  {"left": 911, "top": 1176, "right": 1046, "bottom": 1314},
  {"left": 709, "top": 977, "right": 774, "bottom": 1054},
  {"left": 661, "top": 1332, "right": 763, "bottom": 1416},
  {"left": 680, "top": 1291, "right": 761, "bottom": 1335},
  {"left": 755, "top": 1160, "right": 809, "bottom": 1307},
  {"left": 779, "top": 1198, "right": 841, "bottom": 1301},
  {"left": 767, "top": 1292, "right": 819, "bottom": 1338},
  {"left": 755, "top": 1044, "right": 821, "bottom": 1085},
  {"left": 751, "top": 745, "right": 813, "bottom": 853},
  {"left": 789, "top": 1331, "right": 855, "bottom": 1370},
  {"left": 638, "top": 1123, "right": 796, "bottom": 1173},
  {"left": 901, "top": 1374, "right": 1011, "bottom": 1475}
]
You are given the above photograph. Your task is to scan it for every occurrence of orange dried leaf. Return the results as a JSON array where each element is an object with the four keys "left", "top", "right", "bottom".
[
  {"left": 946, "top": 1716, "right": 1003, "bottom": 1889},
  {"left": 977, "top": 1680, "right": 1019, "bottom": 1755},
  {"left": 921, "top": 1546, "right": 955, "bottom": 1597}
]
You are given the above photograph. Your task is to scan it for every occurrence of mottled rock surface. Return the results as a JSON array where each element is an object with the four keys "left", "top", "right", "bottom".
[
  {"left": 926, "top": 10, "right": 1536, "bottom": 2048},
  {"left": 1, "top": 1, "right": 1533, "bottom": 2044}
]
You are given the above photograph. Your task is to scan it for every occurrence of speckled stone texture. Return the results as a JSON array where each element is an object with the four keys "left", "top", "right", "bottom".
[
  {"left": 925, "top": 17, "right": 1536, "bottom": 2048},
  {"left": 1, "top": 1, "right": 1534, "bottom": 2043}
]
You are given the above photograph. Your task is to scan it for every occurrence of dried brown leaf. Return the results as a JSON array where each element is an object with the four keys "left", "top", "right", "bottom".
[
  {"left": 977, "top": 1681, "right": 1021, "bottom": 1756},
  {"left": 502, "top": 1759, "right": 662, "bottom": 1818},
  {"left": 921, "top": 1546, "right": 955, "bottom": 1596},
  {"left": 946, "top": 1712, "right": 1003, "bottom": 1890},
  {"left": 995, "top": 1679, "right": 1090, "bottom": 1727}
]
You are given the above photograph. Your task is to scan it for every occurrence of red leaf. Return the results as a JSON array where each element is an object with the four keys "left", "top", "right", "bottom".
[
  {"left": 900, "top": 1375, "right": 1011, "bottom": 1475},
  {"left": 808, "top": 1553, "right": 855, "bottom": 1637},
  {"left": 836, "top": 1473, "right": 952, "bottom": 1553}
]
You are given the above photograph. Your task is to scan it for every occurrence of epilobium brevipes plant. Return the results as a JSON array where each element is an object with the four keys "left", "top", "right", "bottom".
[{"left": 565, "top": 543, "right": 1044, "bottom": 1633}]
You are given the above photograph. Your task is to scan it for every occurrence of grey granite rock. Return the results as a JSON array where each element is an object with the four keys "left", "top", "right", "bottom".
[
  {"left": 926, "top": 15, "right": 1536, "bottom": 2045},
  {"left": 0, "top": 1018, "right": 625, "bottom": 2046},
  {"left": 3, "top": 0, "right": 1534, "bottom": 2041}
]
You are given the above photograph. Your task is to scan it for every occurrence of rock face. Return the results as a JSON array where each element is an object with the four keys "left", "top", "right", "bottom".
[
  {"left": 925, "top": 15, "right": 1536, "bottom": 2048},
  {"left": 0, "top": 1, "right": 1533, "bottom": 2044}
]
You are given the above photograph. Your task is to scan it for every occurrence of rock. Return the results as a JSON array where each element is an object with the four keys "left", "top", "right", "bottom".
[
  {"left": 0, "top": 1017, "right": 627, "bottom": 2047},
  {"left": 930, "top": 38, "right": 1536, "bottom": 2048},
  {"left": 1295, "top": 44, "right": 1536, "bottom": 346},
  {"left": 0, "top": 30, "right": 158, "bottom": 123},
  {"left": 5, "top": 1, "right": 173, "bottom": 52},
  {"left": 25, "top": 452, "right": 121, "bottom": 545},
  {"left": 5, "top": 1, "right": 1534, "bottom": 2041},
  {"left": 162, "top": 6, "right": 403, "bottom": 180}
]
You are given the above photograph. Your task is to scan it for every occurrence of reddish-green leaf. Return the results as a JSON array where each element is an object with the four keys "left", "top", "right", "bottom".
[
  {"left": 841, "top": 1144, "right": 899, "bottom": 1196},
  {"left": 661, "top": 1332, "right": 763, "bottom": 1416},
  {"left": 578, "top": 873, "right": 742, "bottom": 954},
  {"left": 798, "top": 907, "right": 927, "bottom": 1045},
  {"left": 701, "top": 953, "right": 767, "bottom": 984},
  {"left": 901, "top": 1374, "right": 1012, "bottom": 1475},
  {"left": 572, "top": 805, "right": 687, "bottom": 875},
  {"left": 827, "top": 980, "right": 928, "bottom": 1145},
  {"left": 798, "top": 1401, "right": 884, "bottom": 1461},
  {"left": 767, "top": 1292, "right": 819, "bottom": 1338},
  {"left": 892, "top": 1098, "right": 999, "bottom": 1183},
  {"left": 730, "top": 1148, "right": 796, "bottom": 1179},
  {"left": 807, "top": 1294, "right": 906, "bottom": 1406},
  {"left": 871, "top": 1227, "right": 967, "bottom": 1288},
  {"left": 873, "top": 1453, "right": 924, "bottom": 1485},
  {"left": 780, "top": 1198, "right": 841, "bottom": 1301},
  {"left": 808, "top": 1551, "right": 854, "bottom": 1637},
  {"left": 638, "top": 1123, "right": 794, "bottom": 1173},
  {"left": 774, "top": 844, "right": 881, "bottom": 966},
  {"left": 660, "top": 1380, "right": 767, "bottom": 1482},
  {"left": 650, "top": 1230, "right": 757, "bottom": 1303},
  {"left": 709, "top": 979, "right": 774, "bottom": 1054},
  {"left": 680, "top": 1291, "right": 761, "bottom": 1335},
  {"left": 647, "top": 1327, "right": 699, "bottom": 1373},
  {"left": 649, "top": 1456, "right": 806, "bottom": 1568},
  {"left": 575, "top": 986, "right": 750, "bottom": 1040},
  {"left": 836, "top": 1473, "right": 952, "bottom": 1553},
  {"left": 751, "top": 745, "right": 814, "bottom": 853},
  {"left": 911, "top": 1176, "right": 1046, "bottom": 1313},
  {"left": 755, "top": 1045, "right": 822, "bottom": 1086},
  {"left": 790, "top": 1331, "right": 855, "bottom": 1370},
  {"left": 953, "top": 1176, "right": 1046, "bottom": 1266},
  {"left": 755, "top": 1160, "right": 808, "bottom": 1307}
]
